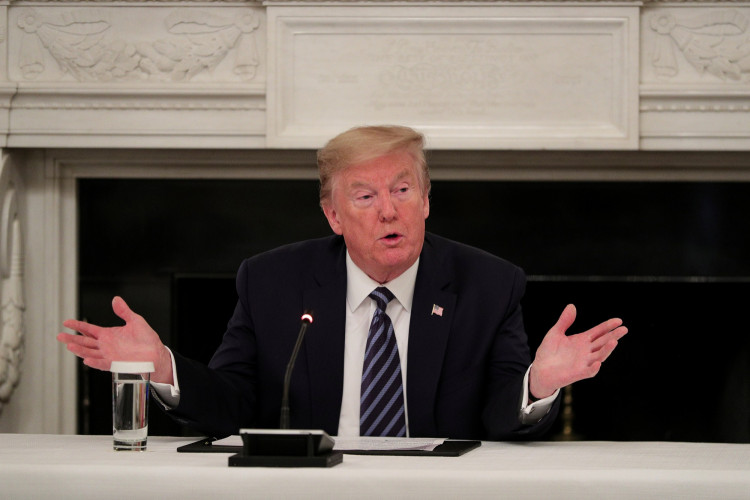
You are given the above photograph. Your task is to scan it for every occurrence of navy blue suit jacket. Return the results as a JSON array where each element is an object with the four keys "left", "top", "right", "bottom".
[{"left": 168, "top": 233, "right": 559, "bottom": 439}]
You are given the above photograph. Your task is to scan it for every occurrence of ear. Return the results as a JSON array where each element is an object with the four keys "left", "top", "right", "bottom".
[
  {"left": 422, "top": 192, "right": 430, "bottom": 220},
  {"left": 322, "top": 202, "right": 344, "bottom": 235}
]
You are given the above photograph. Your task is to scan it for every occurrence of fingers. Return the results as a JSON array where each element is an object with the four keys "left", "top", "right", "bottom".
[
  {"left": 590, "top": 325, "right": 628, "bottom": 352},
  {"left": 574, "top": 313, "right": 627, "bottom": 374},
  {"left": 58, "top": 296, "right": 139, "bottom": 374},
  {"left": 111, "top": 296, "right": 137, "bottom": 323},
  {"left": 57, "top": 332, "right": 98, "bottom": 349},
  {"left": 64, "top": 342, "right": 100, "bottom": 360},
  {"left": 595, "top": 340, "right": 619, "bottom": 363},
  {"left": 588, "top": 326, "right": 627, "bottom": 368},
  {"left": 58, "top": 332, "right": 106, "bottom": 366},
  {"left": 62, "top": 319, "right": 103, "bottom": 339},
  {"left": 551, "top": 304, "right": 577, "bottom": 336},
  {"left": 61, "top": 296, "right": 137, "bottom": 340},
  {"left": 59, "top": 336, "right": 100, "bottom": 355},
  {"left": 587, "top": 317, "right": 624, "bottom": 342}
]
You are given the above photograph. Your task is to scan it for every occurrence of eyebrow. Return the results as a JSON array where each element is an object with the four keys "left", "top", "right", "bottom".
[{"left": 349, "top": 169, "right": 413, "bottom": 190}]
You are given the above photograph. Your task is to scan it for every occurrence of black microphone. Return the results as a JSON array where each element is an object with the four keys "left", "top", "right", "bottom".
[
  {"left": 280, "top": 311, "right": 314, "bottom": 429},
  {"left": 229, "top": 310, "right": 342, "bottom": 467}
]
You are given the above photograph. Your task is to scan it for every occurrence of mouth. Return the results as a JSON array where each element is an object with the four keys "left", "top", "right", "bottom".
[{"left": 380, "top": 232, "right": 403, "bottom": 244}]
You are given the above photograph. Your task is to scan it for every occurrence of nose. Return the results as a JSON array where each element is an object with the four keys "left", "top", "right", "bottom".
[{"left": 378, "top": 193, "right": 397, "bottom": 222}]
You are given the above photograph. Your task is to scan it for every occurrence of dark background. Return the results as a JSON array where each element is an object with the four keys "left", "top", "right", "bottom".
[{"left": 77, "top": 178, "right": 750, "bottom": 442}]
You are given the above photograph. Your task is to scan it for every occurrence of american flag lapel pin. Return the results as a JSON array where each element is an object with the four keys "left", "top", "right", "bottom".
[{"left": 431, "top": 304, "right": 444, "bottom": 317}]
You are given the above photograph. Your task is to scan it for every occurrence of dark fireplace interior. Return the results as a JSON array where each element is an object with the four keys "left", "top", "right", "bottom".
[{"left": 77, "top": 174, "right": 750, "bottom": 443}]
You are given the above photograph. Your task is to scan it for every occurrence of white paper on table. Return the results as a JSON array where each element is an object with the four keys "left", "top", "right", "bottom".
[
  {"left": 213, "top": 435, "right": 243, "bottom": 446},
  {"left": 332, "top": 437, "right": 446, "bottom": 452},
  {"left": 212, "top": 435, "right": 446, "bottom": 452}
]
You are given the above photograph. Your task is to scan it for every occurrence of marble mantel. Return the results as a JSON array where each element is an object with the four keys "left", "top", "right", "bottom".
[
  {"left": 2, "top": 0, "right": 750, "bottom": 435},
  {"left": 0, "top": 0, "right": 746, "bottom": 150}
]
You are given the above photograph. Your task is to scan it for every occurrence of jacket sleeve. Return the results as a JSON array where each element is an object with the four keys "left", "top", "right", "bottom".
[
  {"left": 481, "top": 266, "right": 561, "bottom": 440},
  {"left": 160, "top": 259, "right": 260, "bottom": 437}
]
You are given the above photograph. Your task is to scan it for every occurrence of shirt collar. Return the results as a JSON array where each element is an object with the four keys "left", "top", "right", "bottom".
[{"left": 346, "top": 251, "right": 419, "bottom": 313}]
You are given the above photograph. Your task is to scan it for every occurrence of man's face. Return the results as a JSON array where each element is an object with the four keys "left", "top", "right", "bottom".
[{"left": 322, "top": 151, "right": 430, "bottom": 284}]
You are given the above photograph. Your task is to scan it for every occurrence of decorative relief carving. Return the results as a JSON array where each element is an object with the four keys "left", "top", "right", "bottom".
[
  {"left": 15, "top": 7, "right": 261, "bottom": 82},
  {"left": 298, "top": 29, "right": 615, "bottom": 120},
  {"left": 649, "top": 9, "right": 750, "bottom": 81},
  {"left": 0, "top": 158, "right": 24, "bottom": 417},
  {"left": 369, "top": 38, "right": 535, "bottom": 117},
  {"left": 270, "top": 8, "right": 637, "bottom": 148}
]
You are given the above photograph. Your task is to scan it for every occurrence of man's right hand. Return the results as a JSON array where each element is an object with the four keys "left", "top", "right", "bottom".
[{"left": 57, "top": 296, "right": 174, "bottom": 385}]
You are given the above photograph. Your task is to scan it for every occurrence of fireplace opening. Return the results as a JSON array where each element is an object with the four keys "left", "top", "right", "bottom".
[{"left": 77, "top": 178, "right": 750, "bottom": 442}]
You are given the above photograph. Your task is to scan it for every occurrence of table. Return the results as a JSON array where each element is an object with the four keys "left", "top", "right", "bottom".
[{"left": 1, "top": 434, "right": 748, "bottom": 499}]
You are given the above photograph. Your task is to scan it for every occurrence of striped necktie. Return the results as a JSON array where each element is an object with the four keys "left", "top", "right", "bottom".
[{"left": 360, "top": 287, "right": 406, "bottom": 437}]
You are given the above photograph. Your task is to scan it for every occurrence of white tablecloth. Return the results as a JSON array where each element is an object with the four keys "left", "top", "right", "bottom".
[{"left": 1, "top": 434, "right": 748, "bottom": 499}]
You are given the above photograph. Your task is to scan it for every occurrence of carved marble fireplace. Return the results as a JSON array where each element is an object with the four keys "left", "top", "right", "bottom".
[{"left": 1, "top": 0, "right": 750, "bottom": 435}]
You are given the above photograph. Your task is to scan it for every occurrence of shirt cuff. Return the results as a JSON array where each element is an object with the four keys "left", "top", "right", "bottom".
[
  {"left": 150, "top": 347, "right": 180, "bottom": 408},
  {"left": 519, "top": 364, "right": 559, "bottom": 423}
]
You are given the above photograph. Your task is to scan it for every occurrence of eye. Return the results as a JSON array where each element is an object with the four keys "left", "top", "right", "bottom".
[
  {"left": 352, "top": 191, "right": 375, "bottom": 207},
  {"left": 355, "top": 194, "right": 374, "bottom": 204},
  {"left": 393, "top": 185, "right": 411, "bottom": 197}
]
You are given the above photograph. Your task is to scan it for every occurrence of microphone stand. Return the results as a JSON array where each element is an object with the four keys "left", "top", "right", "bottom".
[
  {"left": 279, "top": 313, "right": 312, "bottom": 429},
  {"left": 228, "top": 311, "right": 343, "bottom": 468}
]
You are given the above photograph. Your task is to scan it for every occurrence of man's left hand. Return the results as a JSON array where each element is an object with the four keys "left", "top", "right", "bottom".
[{"left": 529, "top": 304, "right": 628, "bottom": 399}]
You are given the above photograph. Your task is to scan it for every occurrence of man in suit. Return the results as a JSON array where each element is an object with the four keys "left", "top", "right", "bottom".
[{"left": 58, "top": 125, "right": 627, "bottom": 440}]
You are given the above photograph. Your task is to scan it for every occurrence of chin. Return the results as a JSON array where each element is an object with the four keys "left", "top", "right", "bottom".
[{"left": 376, "top": 254, "right": 414, "bottom": 274}]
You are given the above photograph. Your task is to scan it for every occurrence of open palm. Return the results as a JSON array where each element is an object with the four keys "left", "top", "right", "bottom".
[
  {"left": 57, "top": 296, "right": 173, "bottom": 384},
  {"left": 529, "top": 304, "right": 627, "bottom": 399}
]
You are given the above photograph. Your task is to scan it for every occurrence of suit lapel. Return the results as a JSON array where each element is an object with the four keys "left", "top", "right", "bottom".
[
  {"left": 407, "top": 235, "right": 456, "bottom": 437},
  {"left": 301, "top": 240, "right": 347, "bottom": 435}
]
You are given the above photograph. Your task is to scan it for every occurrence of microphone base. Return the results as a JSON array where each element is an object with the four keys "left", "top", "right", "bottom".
[
  {"left": 228, "top": 450, "right": 343, "bottom": 468},
  {"left": 228, "top": 428, "right": 343, "bottom": 468}
]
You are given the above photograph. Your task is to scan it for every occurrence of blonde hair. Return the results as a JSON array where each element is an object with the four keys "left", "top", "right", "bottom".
[{"left": 317, "top": 125, "right": 430, "bottom": 206}]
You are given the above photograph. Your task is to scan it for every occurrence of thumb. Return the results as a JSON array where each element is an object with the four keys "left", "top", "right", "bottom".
[
  {"left": 111, "top": 296, "right": 137, "bottom": 324},
  {"left": 551, "top": 304, "right": 577, "bottom": 336}
]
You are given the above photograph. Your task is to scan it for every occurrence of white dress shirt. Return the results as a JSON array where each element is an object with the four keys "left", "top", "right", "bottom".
[{"left": 337, "top": 252, "right": 419, "bottom": 436}]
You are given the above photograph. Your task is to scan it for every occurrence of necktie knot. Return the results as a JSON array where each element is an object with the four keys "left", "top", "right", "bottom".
[{"left": 369, "top": 287, "right": 394, "bottom": 312}]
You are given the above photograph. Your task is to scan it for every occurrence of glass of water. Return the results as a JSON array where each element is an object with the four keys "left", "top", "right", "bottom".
[{"left": 110, "top": 361, "right": 154, "bottom": 451}]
